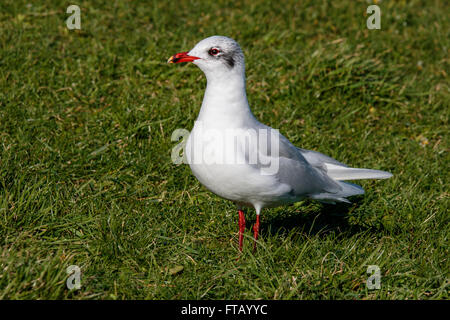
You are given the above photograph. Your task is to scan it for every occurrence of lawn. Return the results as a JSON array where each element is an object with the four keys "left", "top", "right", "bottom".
[{"left": 0, "top": 0, "right": 448, "bottom": 299}]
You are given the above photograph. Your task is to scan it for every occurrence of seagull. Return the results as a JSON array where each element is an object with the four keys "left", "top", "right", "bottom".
[{"left": 168, "top": 36, "right": 392, "bottom": 252}]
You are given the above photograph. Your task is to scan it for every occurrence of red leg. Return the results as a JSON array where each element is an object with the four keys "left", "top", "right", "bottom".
[
  {"left": 253, "top": 214, "right": 260, "bottom": 251},
  {"left": 238, "top": 210, "right": 245, "bottom": 252}
]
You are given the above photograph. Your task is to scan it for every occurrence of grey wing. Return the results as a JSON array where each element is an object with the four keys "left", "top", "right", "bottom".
[
  {"left": 244, "top": 124, "right": 342, "bottom": 196},
  {"left": 251, "top": 121, "right": 346, "bottom": 168},
  {"left": 275, "top": 134, "right": 342, "bottom": 195},
  {"left": 274, "top": 136, "right": 366, "bottom": 202},
  {"left": 297, "top": 148, "right": 348, "bottom": 168}
]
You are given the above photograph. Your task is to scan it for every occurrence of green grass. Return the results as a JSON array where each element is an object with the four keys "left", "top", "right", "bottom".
[{"left": 0, "top": 0, "right": 448, "bottom": 299}]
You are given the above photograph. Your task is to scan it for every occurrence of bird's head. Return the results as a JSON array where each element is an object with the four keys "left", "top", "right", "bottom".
[{"left": 168, "top": 36, "right": 245, "bottom": 80}]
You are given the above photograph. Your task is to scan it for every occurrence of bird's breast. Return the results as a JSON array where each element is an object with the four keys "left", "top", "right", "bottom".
[{"left": 185, "top": 127, "right": 293, "bottom": 206}]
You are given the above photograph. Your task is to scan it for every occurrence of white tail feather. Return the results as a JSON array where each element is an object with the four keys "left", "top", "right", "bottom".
[{"left": 325, "top": 163, "right": 393, "bottom": 181}]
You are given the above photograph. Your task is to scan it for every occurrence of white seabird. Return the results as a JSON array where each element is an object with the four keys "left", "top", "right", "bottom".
[{"left": 168, "top": 36, "right": 392, "bottom": 252}]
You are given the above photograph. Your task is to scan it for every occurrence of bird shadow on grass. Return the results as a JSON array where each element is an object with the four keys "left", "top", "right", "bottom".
[{"left": 255, "top": 197, "right": 378, "bottom": 239}]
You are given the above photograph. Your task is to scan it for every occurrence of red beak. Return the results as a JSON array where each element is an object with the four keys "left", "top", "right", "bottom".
[{"left": 167, "top": 51, "right": 200, "bottom": 64}]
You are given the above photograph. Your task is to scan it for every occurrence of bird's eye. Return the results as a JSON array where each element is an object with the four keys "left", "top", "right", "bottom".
[{"left": 208, "top": 48, "right": 220, "bottom": 56}]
